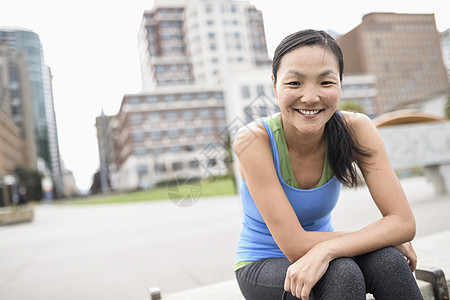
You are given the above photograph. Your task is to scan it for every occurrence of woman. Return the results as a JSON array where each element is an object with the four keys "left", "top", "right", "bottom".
[{"left": 233, "top": 29, "right": 422, "bottom": 300}]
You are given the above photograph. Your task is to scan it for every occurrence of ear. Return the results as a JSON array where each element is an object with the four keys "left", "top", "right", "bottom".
[{"left": 271, "top": 74, "right": 278, "bottom": 99}]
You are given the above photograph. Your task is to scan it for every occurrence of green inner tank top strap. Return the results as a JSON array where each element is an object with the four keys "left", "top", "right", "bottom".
[{"left": 266, "top": 113, "right": 333, "bottom": 189}]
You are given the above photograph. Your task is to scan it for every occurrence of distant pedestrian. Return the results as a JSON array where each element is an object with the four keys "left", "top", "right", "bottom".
[{"left": 233, "top": 29, "right": 422, "bottom": 299}]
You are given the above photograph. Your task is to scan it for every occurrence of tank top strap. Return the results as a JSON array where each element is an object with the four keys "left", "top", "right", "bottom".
[{"left": 258, "top": 118, "right": 282, "bottom": 178}]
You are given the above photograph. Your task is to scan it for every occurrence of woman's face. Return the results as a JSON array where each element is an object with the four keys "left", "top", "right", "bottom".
[{"left": 272, "top": 45, "right": 341, "bottom": 135}]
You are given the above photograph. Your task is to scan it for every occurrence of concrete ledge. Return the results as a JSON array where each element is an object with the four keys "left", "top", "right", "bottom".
[
  {"left": 0, "top": 205, "right": 34, "bottom": 225},
  {"left": 152, "top": 278, "right": 448, "bottom": 300},
  {"left": 152, "top": 280, "right": 244, "bottom": 300},
  {"left": 151, "top": 230, "right": 450, "bottom": 300}
]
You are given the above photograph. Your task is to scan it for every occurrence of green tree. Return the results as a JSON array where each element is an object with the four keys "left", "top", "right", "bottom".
[
  {"left": 339, "top": 100, "right": 366, "bottom": 114},
  {"left": 445, "top": 95, "right": 450, "bottom": 119},
  {"left": 14, "top": 166, "right": 43, "bottom": 201}
]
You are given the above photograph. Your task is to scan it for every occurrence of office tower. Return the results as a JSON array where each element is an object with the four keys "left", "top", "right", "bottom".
[
  {"left": 0, "top": 42, "right": 36, "bottom": 170},
  {"left": 0, "top": 28, "right": 64, "bottom": 196},
  {"left": 338, "top": 13, "right": 449, "bottom": 115}
]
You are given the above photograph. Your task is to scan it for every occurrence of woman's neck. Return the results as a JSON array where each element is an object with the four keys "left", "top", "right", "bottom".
[{"left": 280, "top": 114, "right": 326, "bottom": 155}]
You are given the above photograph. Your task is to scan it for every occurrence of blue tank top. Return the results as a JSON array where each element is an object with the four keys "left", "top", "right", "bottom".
[{"left": 235, "top": 119, "right": 342, "bottom": 263}]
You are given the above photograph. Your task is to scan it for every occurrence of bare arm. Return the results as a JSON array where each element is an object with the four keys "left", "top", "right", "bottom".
[
  {"left": 317, "top": 112, "right": 416, "bottom": 258},
  {"left": 234, "top": 122, "right": 346, "bottom": 262},
  {"left": 284, "top": 112, "right": 417, "bottom": 298}
]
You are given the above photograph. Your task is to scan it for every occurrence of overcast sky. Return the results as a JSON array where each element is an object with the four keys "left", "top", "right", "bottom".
[{"left": 1, "top": 0, "right": 449, "bottom": 192}]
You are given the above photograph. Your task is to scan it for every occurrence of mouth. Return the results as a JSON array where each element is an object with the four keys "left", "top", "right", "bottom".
[{"left": 294, "top": 109, "right": 324, "bottom": 116}]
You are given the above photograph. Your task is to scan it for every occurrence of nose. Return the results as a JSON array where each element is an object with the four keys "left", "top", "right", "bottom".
[{"left": 300, "top": 85, "right": 320, "bottom": 104}]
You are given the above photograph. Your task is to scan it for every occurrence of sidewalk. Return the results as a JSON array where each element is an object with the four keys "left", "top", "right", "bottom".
[
  {"left": 0, "top": 176, "right": 449, "bottom": 300},
  {"left": 158, "top": 229, "right": 450, "bottom": 300}
]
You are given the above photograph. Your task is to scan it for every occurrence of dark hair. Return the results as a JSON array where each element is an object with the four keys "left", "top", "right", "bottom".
[{"left": 272, "top": 29, "right": 372, "bottom": 188}]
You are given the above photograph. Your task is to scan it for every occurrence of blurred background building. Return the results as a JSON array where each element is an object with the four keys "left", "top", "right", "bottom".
[
  {"left": 0, "top": 27, "right": 64, "bottom": 200},
  {"left": 337, "top": 13, "right": 450, "bottom": 115},
  {"left": 96, "top": 3, "right": 450, "bottom": 192}
]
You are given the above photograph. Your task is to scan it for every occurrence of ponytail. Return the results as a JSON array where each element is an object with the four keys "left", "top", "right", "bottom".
[{"left": 326, "top": 112, "right": 372, "bottom": 188}]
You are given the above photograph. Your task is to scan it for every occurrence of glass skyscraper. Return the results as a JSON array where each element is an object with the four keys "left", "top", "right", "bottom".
[{"left": 0, "top": 27, "right": 64, "bottom": 197}]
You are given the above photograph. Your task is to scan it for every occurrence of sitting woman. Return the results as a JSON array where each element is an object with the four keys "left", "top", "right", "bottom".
[{"left": 233, "top": 29, "right": 422, "bottom": 300}]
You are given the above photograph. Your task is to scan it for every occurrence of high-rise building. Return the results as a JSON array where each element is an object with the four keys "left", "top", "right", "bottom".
[
  {"left": 0, "top": 42, "right": 36, "bottom": 169},
  {"left": 0, "top": 28, "right": 64, "bottom": 196},
  {"left": 138, "top": 0, "right": 270, "bottom": 90},
  {"left": 337, "top": 13, "right": 449, "bottom": 115},
  {"left": 98, "top": 0, "right": 271, "bottom": 190}
]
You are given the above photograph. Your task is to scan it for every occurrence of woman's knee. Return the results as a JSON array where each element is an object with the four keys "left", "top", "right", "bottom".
[
  {"left": 313, "top": 257, "right": 366, "bottom": 299},
  {"left": 358, "top": 246, "right": 410, "bottom": 274}
]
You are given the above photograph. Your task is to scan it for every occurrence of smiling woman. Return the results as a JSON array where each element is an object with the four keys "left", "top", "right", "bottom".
[{"left": 233, "top": 29, "right": 422, "bottom": 300}]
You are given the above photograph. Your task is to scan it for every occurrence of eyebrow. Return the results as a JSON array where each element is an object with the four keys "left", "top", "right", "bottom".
[{"left": 286, "top": 69, "right": 339, "bottom": 77}]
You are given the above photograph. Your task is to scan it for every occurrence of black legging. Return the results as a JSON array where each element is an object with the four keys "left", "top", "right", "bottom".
[{"left": 235, "top": 246, "right": 423, "bottom": 299}]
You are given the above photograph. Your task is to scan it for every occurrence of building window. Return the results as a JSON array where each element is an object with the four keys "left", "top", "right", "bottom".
[
  {"left": 186, "top": 144, "right": 198, "bottom": 151},
  {"left": 170, "top": 146, "right": 181, "bottom": 153},
  {"left": 152, "top": 147, "right": 164, "bottom": 155},
  {"left": 202, "top": 126, "right": 214, "bottom": 136},
  {"left": 241, "top": 86, "right": 250, "bottom": 98},
  {"left": 146, "top": 96, "right": 158, "bottom": 103},
  {"left": 155, "top": 65, "right": 166, "bottom": 73},
  {"left": 181, "top": 93, "right": 192, "bottom": 101},
  {"left": 134, "top": 148, "right": 147, "bottom": 157},
  {"left": 165, "top": 111, "right": 178, "bottom": 121},
  {"left": 189, "top": 160, "right": 200, "bottom": 169},
  {"left": 214, "top": 92, "right": 224, "bottom": 100},
  {"left": 132, "top": 131, "right": 145, "bottom": 142},
  {"left": 215, "top": 108, "right": 226, "bottom": 118},
  {"left": 172, "top": 161, "right": 183, "bottom": 170},
  {"left": 185, "top": 127, "right": 196, "bottom": 137},
  {"left": 164, "top": 94, "right": 175, "bottom": 102},
  {"left": 129, "top": 114, "right": 143, "bottom": 125},
  {"left": 198, "top": 92, "right": 209, "bottom": 100},
  {"left": 168, "top": 129, "right": 179, "bottom": 139},
  {"left": 199, "top": 108, "right": 211, "bottom": 119},
  {"left": 128, "top": 97, "right": 141, "bottom": 105},
  {"left": 150, "top": 130, "right": 162, "bottom": 140},
  {"left": 155, "top": 163, "right": 166, "bottom": 172},
  {"left": 183, "top": 110, "right": 194, "bottom": 120},
  {"left": 148, "top": 112, "right": 161, "bottom": 123}
]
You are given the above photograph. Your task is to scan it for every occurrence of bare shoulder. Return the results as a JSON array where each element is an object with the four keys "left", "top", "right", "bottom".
[
  {"left": 233, "top": 120, "right": 270, "bottom": 155},
  {"left": 341, "top": 111, "right": 375, "bottom": 133}
]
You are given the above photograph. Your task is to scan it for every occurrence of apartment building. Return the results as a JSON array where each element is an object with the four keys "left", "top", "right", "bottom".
[
  {"left": 98, "top": 0, "right": 271, "bottom": 190},
  {"left": 338, "top": 13, "right": 449, "bottom": 115}
]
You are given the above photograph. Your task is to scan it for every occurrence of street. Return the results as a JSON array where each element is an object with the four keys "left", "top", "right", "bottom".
[{"left": 0, "top": 176, "right": 449, "bottom": 300}]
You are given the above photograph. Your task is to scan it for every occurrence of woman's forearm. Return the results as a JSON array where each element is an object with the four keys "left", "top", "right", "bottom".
[{"left": 286, "top": 214, "right": 415, "bottom": 263}]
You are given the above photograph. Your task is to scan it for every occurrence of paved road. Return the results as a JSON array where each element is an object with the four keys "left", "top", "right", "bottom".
[{"left": 0, "top": 176, "right": 449, "bottom": 300}]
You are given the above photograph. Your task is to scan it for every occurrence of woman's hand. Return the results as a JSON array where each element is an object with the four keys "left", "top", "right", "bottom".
[
  {"left": 395, "top": 242, "right": 417, "bottom": 272},
  {"left": 284, "top": 245, "right": 331, "bottom": 299}
]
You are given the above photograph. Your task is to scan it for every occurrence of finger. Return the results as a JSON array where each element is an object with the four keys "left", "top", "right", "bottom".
[
  {"left": 295, "top": 285, "right": 303, "bottom": 299},
  {"left": 284, "top": 271, "right": 291, "bottom": 292},
  {"left": 301, "top": 283, "right": 311, "bottom": 300}
]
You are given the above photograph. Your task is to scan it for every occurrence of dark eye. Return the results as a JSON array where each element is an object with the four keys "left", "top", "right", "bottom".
[
  {"left": 287, "top": 81, "right": 300, "bottom": 86},
  {"left": 321, "top": 81, "right": 334, "bottom": 86}
]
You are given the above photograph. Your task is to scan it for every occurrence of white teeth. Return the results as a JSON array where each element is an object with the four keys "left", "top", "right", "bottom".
[{"left": 298, "top": 109, "right": 320, "bottom": 115}]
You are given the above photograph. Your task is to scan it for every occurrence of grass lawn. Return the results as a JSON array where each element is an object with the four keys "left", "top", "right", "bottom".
[{"left": 64, "top": 176, "right": 237, "bottom": 205}]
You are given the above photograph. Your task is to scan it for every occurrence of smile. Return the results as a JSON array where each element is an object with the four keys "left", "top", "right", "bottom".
[{"left": 295, "top": 109, "right": 323, "bottom": 115}]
